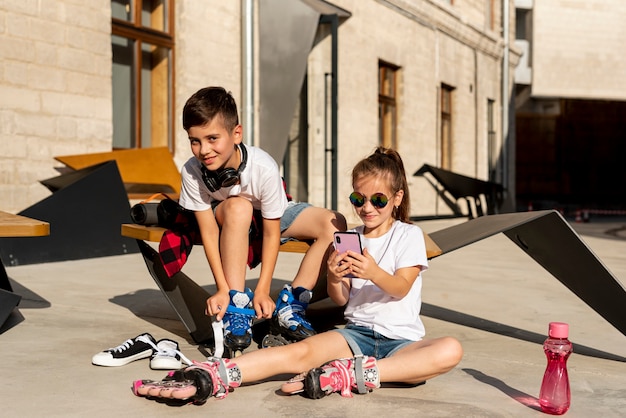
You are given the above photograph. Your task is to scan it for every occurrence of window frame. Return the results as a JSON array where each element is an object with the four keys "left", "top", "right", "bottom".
[
  {"left": 111, "top": 0, "right": 175, "bottom": 150},
  {"left": 487, "top": 98, "right": 497, "bottom": 182},
  {"left": 378, "top": 60, "right": 400, "bottom": 149},
  {"left": 440, "top": 84, "right": 454, "bottom": 170}
]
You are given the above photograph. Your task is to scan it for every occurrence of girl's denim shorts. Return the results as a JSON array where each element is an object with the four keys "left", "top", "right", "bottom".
[{"left": 333, "top": 323, "right": 413, "bottom": 360}]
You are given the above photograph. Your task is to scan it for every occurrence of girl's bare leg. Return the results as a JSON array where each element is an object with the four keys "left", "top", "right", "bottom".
[
  {"left": 378, "top": 337, "right": 463, "bottom": 384},
  {"left": 133, "top": 331, "right": 353, "bottom": 401}
]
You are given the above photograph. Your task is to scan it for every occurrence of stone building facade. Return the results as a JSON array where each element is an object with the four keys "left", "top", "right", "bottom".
[
  {"left": 515, "top": 0, "right": 626, "bottom": 211},
  {"left": 0, "top": 0, "right": 517, "bottom": 223}
]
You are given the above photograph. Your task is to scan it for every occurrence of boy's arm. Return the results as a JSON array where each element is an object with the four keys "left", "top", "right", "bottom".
[
  {"left": 254, "top": 217, "right": 281, "bottom": 318},
  {"left": 195, "top": 209, "right": 230, "bottom": 319}
]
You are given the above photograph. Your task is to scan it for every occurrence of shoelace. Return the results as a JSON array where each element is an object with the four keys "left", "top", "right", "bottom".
[
  {"left": 108, "top": 334, "right": 151, "bottom": 353},
  {"left": 114, "top": 334, "right": 193, "bottom": 365},
  {"left": 224, "top": 311, "right": 252, "bottom": 336},
  {"left": 153, "top": 344, "right": 193, "bottom": 366},
  {"left": 140, "top": 336, "right": 193, "bottom": 366}
]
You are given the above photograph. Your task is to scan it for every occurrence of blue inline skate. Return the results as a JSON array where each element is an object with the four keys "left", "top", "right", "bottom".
[
  {"left": 222, "top": 288, "right": 255, "bottom": 357},
  {"left": 262, "top": 284, "right": 316, "bottom": 348}
]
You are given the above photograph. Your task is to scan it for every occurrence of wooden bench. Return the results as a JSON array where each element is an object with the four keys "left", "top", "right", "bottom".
[
  {"left": 121, "top": 223, "right": 442, "bottom": 257},
  {"left": 0, "top": 211, "right": 50, "bottom": 239},
  {"left": 0, "top": 211, "right": 50, "bottom": 329},
  {"left": 55, "top": 147, "right": 181, "bottom": 199}
]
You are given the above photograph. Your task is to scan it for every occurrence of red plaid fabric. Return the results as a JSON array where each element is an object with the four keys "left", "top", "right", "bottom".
[
  {"left": 158, "top": 209, "right": 264, "bottom": 278},
  {"left": 158, "top": 211, "right": 201, "bottom": 277},
  {"left": 157, "top": 179, "right": 290, "bottom": 277}
]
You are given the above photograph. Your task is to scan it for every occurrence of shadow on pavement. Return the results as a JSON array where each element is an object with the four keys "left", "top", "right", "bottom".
[
  {"left": 463, "top": 368, "right": 542, "bottom": 412},
  {"left": 422, "top": 303, "right": 626, "bottom": 362}
]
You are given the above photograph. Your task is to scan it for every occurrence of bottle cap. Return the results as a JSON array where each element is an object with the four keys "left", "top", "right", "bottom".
[{"left": 548, "top": 322, "right": 569, "bottom": 338}]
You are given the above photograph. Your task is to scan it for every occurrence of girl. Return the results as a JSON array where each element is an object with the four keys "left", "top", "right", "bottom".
[{"left": 133, "top": 147, "right": 463, "bottom": 404}]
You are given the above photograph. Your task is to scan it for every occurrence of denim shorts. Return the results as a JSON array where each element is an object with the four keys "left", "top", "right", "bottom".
[
  {"left": 280, "top": 201, "right": 311, "bottom": 236},
  {"left": 333, "top": 324, "right": 413, "bottom": 360},
  {"left": 212, "top": 201, "right": 310, "bottom": 237}
]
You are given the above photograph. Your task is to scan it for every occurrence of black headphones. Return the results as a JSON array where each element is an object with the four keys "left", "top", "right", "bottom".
[{"left": 201, "top": 144, "right": 248, "bottom": 192}]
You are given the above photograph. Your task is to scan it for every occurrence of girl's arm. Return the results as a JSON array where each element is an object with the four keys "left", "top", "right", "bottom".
[
  {"left": 351, "top": 248, "right": 421, "bottom": 299},
  {"left": 326, "top": 249, "right": 351, "bottom": 305}
]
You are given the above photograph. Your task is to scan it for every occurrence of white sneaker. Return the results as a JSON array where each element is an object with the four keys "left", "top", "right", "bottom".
[{"left": 150, "top": 339, "right": 184, "bottom": 370}]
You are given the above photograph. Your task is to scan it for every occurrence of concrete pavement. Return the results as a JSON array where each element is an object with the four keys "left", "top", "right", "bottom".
[{"left": 2, "top": 217, "right": 626, "bottom": 417}]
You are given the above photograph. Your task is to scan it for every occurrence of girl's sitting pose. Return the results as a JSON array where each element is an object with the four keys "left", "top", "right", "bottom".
[{"left": 132, "top": 147, "right": 463, "bottom": 404}]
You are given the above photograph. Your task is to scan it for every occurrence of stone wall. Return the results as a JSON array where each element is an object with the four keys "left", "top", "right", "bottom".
[{"left": 0, "top": 0, "right": 112, "bottom": 213}]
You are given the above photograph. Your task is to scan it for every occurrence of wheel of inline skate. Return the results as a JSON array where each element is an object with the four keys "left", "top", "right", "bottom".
[
  {"left": 261, "top": 333, "right": 291, "bottom": 348},
  {"left": 224, "top": 347, "right": 244, "bottom": 358}
]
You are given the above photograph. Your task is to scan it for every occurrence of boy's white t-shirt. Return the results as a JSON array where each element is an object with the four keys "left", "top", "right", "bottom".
[
  {"left": 343, "top": 220, "right": 429, "bottom": 341},
  {"left": 178, "top": 144, "right": 288, "bottom": 219}
]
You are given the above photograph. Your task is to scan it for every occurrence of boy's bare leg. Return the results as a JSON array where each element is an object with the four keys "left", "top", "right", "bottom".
[
  {"left": 282, "top": 207, "right": 347, "bottom": 291},
  {"left": 264, "top": 207, "right": 347, "bottom": 342},
  {"left": 214, "top": 197, "right": 253, "bottom": 291},
  {"left": 213, "top": 197, "right": 258, "bottom": 355}
]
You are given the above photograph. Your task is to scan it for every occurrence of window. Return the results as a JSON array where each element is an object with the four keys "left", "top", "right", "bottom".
[
  {"left": 440, "top": 84, "right": 454, "bottom": 170},
  {"left": 111, "top": 0, "right": 174, "bottom": 149},
  {"left": 379, "top": 61, "right": 399, "bottom": 149}
]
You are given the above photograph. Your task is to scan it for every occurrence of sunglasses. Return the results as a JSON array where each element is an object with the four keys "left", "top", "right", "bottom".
[{"left": 349, "top": 192, "right": 389, "bottom": 209}]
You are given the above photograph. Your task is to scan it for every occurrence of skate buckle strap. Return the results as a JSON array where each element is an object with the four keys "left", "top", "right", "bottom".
[
  {"left": 212, "top": 317, "right": 224, "bottom": 358},
  {"left": 353, "top": 354, "right": 367, "bottom": 395},
  {"left": 211, "top": 357, "right": 242, "bottom": 389},
  {"left": 226, "top": 305, "right": 256, "bottom": 316}
]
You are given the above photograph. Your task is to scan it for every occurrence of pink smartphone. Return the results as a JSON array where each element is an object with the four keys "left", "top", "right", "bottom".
[
  {"left": 333, "top": 232, "right": 362, "bottom": 255},
  {"left": 334, "top": 232, "right": 362, "bottom": 278}
]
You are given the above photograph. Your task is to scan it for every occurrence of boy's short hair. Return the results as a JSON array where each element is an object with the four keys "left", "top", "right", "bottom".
[{"left": 183, "top": 87, "right": 239, "bottom": 132}]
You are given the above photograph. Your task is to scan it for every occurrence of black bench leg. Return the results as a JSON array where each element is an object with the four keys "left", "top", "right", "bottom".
[
  {"left": 0, "top": 258, "right": 21, "bottom": 331},
  {"left": 135, "top": 240, "right": 215, "bottom": 345}
]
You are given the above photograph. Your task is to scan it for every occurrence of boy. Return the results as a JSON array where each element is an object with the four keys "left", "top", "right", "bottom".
[{"left": 179, "top": 87, "right": 347, "bottom": 355}]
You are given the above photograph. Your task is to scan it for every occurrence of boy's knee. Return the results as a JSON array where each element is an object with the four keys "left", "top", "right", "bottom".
[
  {"left": 332, "top": 211, "right": 348, "bottom": 231},
  {"left": 320, "top": 210, "right": 346, "bottom": 233},
  {"left": 220, "top": 198, "right": 253, "bottom": 221}
]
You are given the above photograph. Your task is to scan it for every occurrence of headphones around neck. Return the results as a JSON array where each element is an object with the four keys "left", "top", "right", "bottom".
[{"left": 201, "top": 144, "right": 248, "bottom": 192}]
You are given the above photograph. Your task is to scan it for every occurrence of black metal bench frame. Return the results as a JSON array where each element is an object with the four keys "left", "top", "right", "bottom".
[{"left": 131, "top": 210, "right": 626, "bottom": 345}]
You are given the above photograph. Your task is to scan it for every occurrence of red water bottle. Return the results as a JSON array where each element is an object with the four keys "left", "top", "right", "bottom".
[{"left": 539, "top": 322, "right": 573, "bottom": 415}]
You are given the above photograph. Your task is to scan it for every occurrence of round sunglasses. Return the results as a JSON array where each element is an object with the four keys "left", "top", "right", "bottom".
[{"left": 349, "top": 191, "right": 389, "bottom": 209}]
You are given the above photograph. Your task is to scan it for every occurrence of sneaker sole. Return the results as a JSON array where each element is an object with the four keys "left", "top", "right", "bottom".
[
  {"left": 150, "top": 357, "right": 182, "bottom": 370},
  {"left": 92, "top": 348, "right": 153, "bottom": 367}
]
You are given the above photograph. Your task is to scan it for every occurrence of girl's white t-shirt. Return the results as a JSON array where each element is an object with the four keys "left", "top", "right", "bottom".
[
  {"left": 178, "top": 144, "right": 288, "bottom": 219},
  {"left": 343, "top": 220, "right": 429, "bottom": 341}
]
